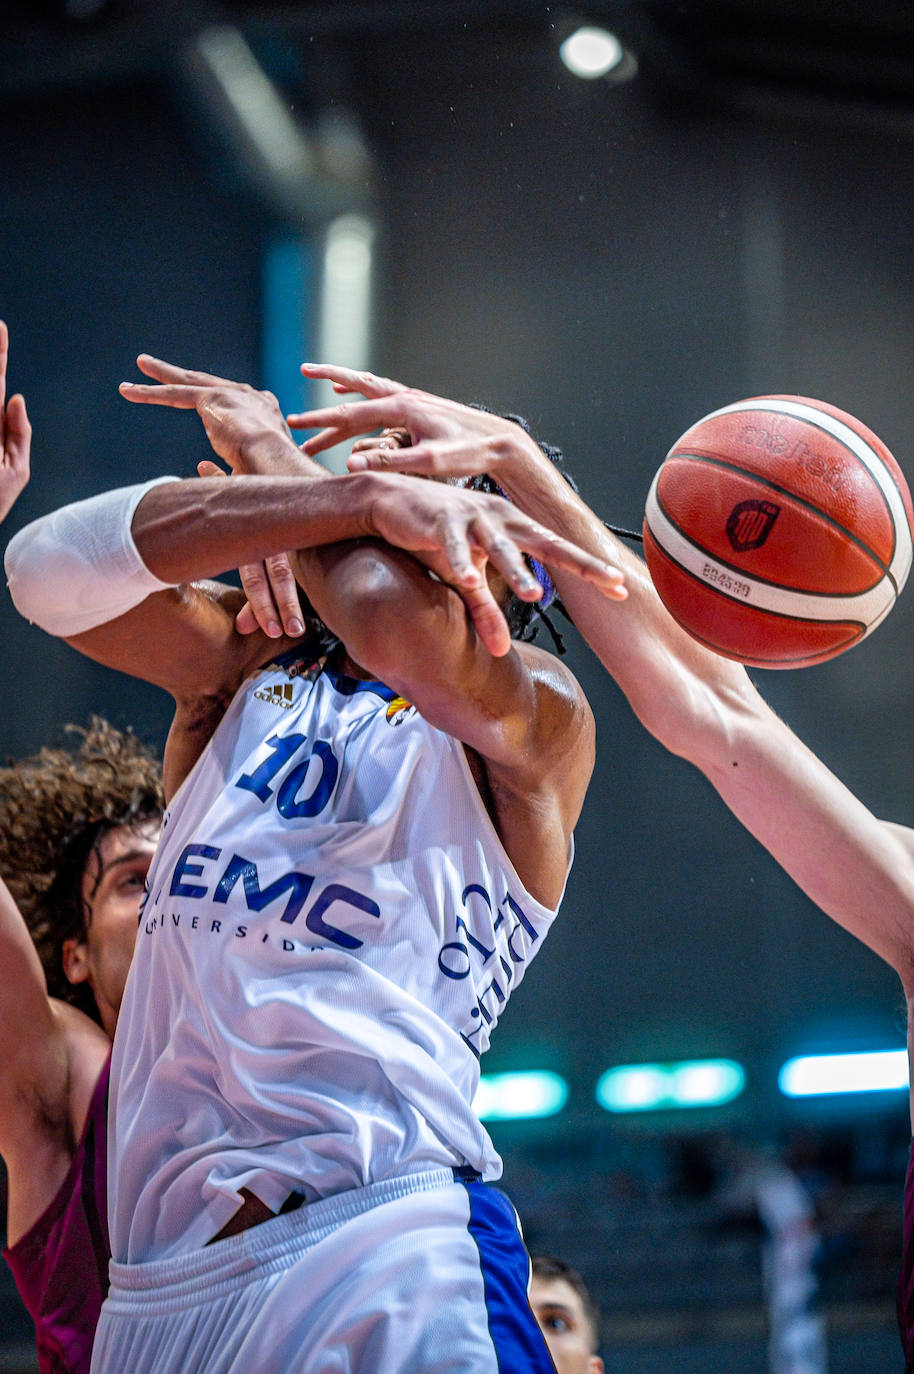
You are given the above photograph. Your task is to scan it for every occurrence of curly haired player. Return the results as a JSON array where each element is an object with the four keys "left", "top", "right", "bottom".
[
  {"left": 0, "top": 321, "right": 162, "bottom": 1374},
  {"left": 0, "top": 718, "right": 162, "bottom": 1374}
]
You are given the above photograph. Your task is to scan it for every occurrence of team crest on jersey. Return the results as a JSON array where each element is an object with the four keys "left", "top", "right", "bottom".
[
  {"left": 385, "top": 696, "right": 416, "bottom": 727},
  {"left": 253, "top": 681, "right": 296, "bottom": 709}
]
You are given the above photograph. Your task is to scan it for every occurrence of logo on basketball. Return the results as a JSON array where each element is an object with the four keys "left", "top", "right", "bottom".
[{"left": 726, "top": 499, "right": 780, "bottom": 552}]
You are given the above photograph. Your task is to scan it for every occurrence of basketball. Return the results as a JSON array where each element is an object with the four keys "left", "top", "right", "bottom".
[{"left": 642, "top": 396, "right": 914, "bottom": 668}]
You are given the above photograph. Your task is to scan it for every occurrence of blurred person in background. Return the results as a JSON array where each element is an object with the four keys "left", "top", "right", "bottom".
[{"left": 529, "top": 1254, "right": 605, "bottom": 1374}]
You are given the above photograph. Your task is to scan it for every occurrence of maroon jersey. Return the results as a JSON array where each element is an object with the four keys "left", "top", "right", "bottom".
[
  {"left": 3, "top": 1056, "right": 110, "bottom": 1374},
  {"left": 899, "top": 1139, "right": 914, "bottom": 1371}
]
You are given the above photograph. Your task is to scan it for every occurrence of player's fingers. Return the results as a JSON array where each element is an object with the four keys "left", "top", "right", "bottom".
[
  {"left": 4, "top": 395, "right": 31, "bottom": 475},
  {"left": 458, "top": 579, "right": 512, "bottom": 658},
  {"left": 436, "top": 517, "right": 484, "bottom": 590},
  {"left": 234, "top": 601, "right": 260, "bottom": 636},
  {"left": 292, "top": 427, "right": 342, "bottom": 456},
  {"left": 300, "top": 362, "right": 408, "bottom": 399},
  {"left": 196, "top": 459, "right": 226, "bottom": 478},
  {"left": 348, "top": 439, "right": 477, "bottom": 478},
  {"left": 135, "top": 355, "right": 231, "bottom": 387},
  {"left": 511, "top": 521, "right": 628, "bottom": 599},
  {"left": 350, "top": 427, "right": 410, "bottom": 456},
  {"left": 0, "top": 320, "right": 8, "bottom": 420},
  {"left": 238, "top": 562, "right": 284, "bottom": 637},
  {"left": 469, "top": 516, "right": 543, "bottom": 603},
  {"left": 262, "top": 553, "right": 305, "bottom": 637},
  {"left": 119, "top": 381, "right": 204, "bottom": 409},
  {"left": 238, "top": 555, "right": 305, "bottom": 638},
  {"left": 287, "top": 397, "right": 411, "bottom": 439}
]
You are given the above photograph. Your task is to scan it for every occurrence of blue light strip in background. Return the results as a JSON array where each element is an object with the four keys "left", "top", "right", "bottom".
[
  {"left": 778, "top": 1049, "right": 909, "bottom": 1097},
  {"left": 262, "top": 234, "right": 312, "bottom": 421},
  {"left": 474, "top": 1071, "right": 569, "bottom": 1121},
  {"left": 596, "top": 1059, "right": 746, "bottom": 1113}
]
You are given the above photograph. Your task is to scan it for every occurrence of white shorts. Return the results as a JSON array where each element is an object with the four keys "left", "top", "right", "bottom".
[{"left": 90, "top": 1168, "right": 555, "bottom": 1374}]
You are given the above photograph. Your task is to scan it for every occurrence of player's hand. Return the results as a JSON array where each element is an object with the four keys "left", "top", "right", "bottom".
[
  {"left": 365, "top": 474, "right": 626, "bottom": 655},
  {"left": 290, "top": 364, "right": 535, "bottom": 482},
  {"left": 196, "top": 458, "right": 305, "bottom": 639},
  {"left": 120, "top": 356, "right": 308, "bottom": 477},
  {"left": 0, "top": 320, "right": 31, "bottom": 523}
]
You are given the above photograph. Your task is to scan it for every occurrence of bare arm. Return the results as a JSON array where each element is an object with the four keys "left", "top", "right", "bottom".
[
  {"left": 0, "top": 876, "right": 67, "bottom": 1159},
  {"left": 0, "top": 319, "right": 31, "bottom": 523},
  {"left": 294, "top": 365, "right": 914, "bottom": 983},
  {"left": 0, "top": 878, "right": 108, "bottom": 1244},
  {"left": 295, "top": 537, "right": 595, "bottom": 908}
]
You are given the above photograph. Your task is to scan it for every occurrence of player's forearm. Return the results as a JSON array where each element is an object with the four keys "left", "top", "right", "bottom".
[
  {"left": 6, "top": 473, "right": 382, "bottom": 636},
  {"left": 701, "top": 707, "right": 914, "bottom": 978},
  {"left": 491, "top": 437, "right": 747, "bottom": 753},
  {"left": 132, "top": 473, "right": 374, "bottom": 582}
]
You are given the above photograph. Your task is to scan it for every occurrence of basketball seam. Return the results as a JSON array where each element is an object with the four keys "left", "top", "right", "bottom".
[
  {"left": 666, "top": 451, "right": 895, "bottom": 589},
  {"left": 645, "top": 541, "right": 868, "bottom": 637},
  {"left": 654, "top": 479, "right": 886, "bottom": 599},
  {"left": 661, "top": 598, "right": 863, "bottom": 667}
]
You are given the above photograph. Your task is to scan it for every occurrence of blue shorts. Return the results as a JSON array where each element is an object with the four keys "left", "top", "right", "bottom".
[{"left": 90, "top": 1168, "right": 555, "bottom": 1374}]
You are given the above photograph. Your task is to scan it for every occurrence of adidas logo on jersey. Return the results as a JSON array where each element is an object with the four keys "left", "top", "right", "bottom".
[{"left": 254, "top": 682, "right": 295, "bottom": 709}]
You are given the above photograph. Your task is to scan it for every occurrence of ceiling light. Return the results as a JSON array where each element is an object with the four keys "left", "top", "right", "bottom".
[{"left": 560, "top": 26, "right": 631, "bottom": 81}]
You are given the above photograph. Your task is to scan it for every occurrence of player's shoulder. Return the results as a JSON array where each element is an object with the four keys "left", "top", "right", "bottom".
[{"left": 512, "top": 639, "right": 594, "bottom": 735}]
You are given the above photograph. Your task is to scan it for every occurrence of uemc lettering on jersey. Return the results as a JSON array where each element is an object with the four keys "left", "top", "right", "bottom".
[{"left": 147, "top": 847, "right": 540, "bottom": 1058}]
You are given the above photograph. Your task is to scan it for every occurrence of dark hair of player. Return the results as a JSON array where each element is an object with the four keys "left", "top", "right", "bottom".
[{"left": 531, "top": 1252, "right": 602, "bottom": 1351}]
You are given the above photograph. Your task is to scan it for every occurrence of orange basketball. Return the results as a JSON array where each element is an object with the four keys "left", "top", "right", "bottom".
[{"left": 643, "top": 396, "right": 914, "bottom": 668}]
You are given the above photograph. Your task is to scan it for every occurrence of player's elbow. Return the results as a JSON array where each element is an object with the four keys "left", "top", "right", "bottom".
[
  {"left": 325, "top": 553, "right": 413, "bottom": 679},
  {"left": 5, "top": 518, "right": 69, "bottom": 634},
  {"left": 635, "top": 651, "right": 761, "bottom": 772},
  {"left": 5, "top": 487, "right": 172, "bottom": 638}
]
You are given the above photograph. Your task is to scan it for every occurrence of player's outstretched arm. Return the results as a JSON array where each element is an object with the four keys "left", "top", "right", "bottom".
[
  {"left": 0, "top": 877, "right": 65, "bottom": 1156},
  {"left": 292, "top": 365, "right": 914, "bottom": 982},
  {"left": 0, "top": 877, "right": 106, "bottom": 1243}
]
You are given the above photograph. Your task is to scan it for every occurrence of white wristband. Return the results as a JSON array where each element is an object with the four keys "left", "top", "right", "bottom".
[{"left": 5, "top": 476, "right": 180, "bottom": 636}]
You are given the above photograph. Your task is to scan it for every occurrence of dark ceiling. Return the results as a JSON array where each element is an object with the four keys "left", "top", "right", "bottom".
[{"left": 6, "top": 0, "right": 914, "bottom": 111}]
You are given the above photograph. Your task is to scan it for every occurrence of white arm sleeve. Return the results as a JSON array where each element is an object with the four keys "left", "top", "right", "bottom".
[{"left": 5, "top": 476, "right": 181, "bottom": 636}]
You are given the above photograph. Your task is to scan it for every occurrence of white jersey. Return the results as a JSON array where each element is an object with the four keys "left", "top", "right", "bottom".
[{"left": 110, "top": 649, "right": 569, "bottom": 1263}]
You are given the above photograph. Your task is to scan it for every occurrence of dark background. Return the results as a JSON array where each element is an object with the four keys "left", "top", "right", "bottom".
[{"left": 2, "top": 2, "right": 914, "bottom": 1368}]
